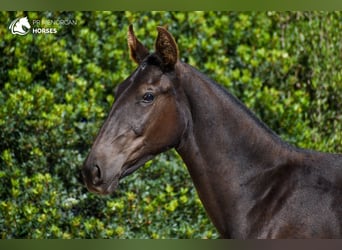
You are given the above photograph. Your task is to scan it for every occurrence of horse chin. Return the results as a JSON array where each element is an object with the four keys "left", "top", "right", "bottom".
[
  {"left": 86, "top": 155, "right": 155, "bottom": 195},
  {"left": 103, "top": 177, "right": 120, "bottom": 195},
  {"left": 86, "top": 175, "right": 120, "bottom": 195}
]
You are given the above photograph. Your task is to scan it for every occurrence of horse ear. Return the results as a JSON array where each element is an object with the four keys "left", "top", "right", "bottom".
[
  {"left": 127, "top": 25, "right": 149, "bottom": 64},
  {"left": 155, "top": 26, "right": 178, "bottom": 69}
]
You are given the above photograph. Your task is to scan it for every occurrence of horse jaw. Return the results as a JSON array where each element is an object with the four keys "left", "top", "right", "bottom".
[{"left": 83, "top": 132, "right": 156, "bottom": 195}]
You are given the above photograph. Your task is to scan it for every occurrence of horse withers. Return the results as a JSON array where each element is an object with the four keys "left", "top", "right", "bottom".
[{"left": 82, "top": 25, "right": 342, "bottom": 239}]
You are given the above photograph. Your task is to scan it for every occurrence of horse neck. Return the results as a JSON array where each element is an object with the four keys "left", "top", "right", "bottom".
[
  {"left": 175, "top": 62, "right": 295, "bottom": 237},
  {"left": 176, "top": 62, "right": 291, "bottom": 167}
]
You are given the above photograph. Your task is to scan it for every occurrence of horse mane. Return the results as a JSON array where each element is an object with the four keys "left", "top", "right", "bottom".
[{"left": 184, "top": 62, "right": 294, "bottom": 150}]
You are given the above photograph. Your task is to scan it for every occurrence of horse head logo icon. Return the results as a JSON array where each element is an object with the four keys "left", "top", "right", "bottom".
[{"left": 9, "top": 17, "right": 31, "bottom": 35}]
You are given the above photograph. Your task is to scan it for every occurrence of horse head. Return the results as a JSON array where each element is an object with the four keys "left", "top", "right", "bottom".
[{"left": 82, "top": 25, "right": 189, "bottom": 195}]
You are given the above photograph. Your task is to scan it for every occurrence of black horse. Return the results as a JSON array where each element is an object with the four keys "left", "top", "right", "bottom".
[{"left": 82, "top": 25, "right": 342, "bottom": 238}]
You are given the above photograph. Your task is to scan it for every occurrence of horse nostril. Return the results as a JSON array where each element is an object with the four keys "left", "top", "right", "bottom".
[{"left": 91, "top": 165, "right": 102, "bottom": 185}]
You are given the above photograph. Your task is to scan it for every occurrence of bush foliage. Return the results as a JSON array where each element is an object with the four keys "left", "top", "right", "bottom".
[{"left": 0, "top": 11, "right": 341, "bottom": 238}]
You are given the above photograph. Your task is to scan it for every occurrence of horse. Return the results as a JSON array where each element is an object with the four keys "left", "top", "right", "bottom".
[
  {"left": 9, "top": 17, "right": 31, "bottom": 35},
  {"left": 82, "top": 25, "right": 342, "bottom": 239}
]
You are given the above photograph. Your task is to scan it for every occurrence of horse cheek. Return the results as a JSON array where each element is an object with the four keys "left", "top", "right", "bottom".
[{"left": 144, "top": 102, "right": 179, "bottom": 149}]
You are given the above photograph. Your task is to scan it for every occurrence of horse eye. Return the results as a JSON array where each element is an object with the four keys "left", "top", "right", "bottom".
[
  {"left": 142, "top": 93, "right": 154, "bottom": 103},
  {"left": 141, "top": 62, "right": 147, "bottom": 70}
]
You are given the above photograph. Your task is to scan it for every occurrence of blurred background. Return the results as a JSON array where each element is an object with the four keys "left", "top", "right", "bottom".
[{"left": 0, "top": 11, "right": 341, "bottom": 238}]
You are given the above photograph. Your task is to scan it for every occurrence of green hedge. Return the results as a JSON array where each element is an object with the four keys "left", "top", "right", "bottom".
[{"left": 0, "top": 11, "right": 341, "bottom": 238}]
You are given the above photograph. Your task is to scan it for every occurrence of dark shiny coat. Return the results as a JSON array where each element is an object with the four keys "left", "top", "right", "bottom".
[{"left": 82, "top": 25, "right": 342, "bottom": 238}]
